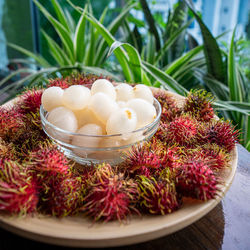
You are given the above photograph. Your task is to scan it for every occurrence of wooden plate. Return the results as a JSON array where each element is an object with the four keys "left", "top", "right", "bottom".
[{"left": 0, "top": 91, "right": 238, "bottom": 247}]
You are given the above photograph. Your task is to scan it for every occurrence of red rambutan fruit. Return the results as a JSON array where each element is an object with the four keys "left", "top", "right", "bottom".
[
  {"left": 39, "top": 172, "right": 84, "bottom": 217},
  {"left": 200, "top": 119, "right": 239, "bottom": 152},
  {"left": 184, "top": 89, "right": 214, "bottom": 122},
  {"left": 82, "top": 163, "right": 139, "bottom": 222},
  {"left": 0, "top": 159, "right": 38, "bottom": 214},
  {"left": 47, "top": 78, "right": 70, "bottom": 89},
  {"left": 186, "top": 144, "right": 231, "bottom": 171},
  {"left": 0, "top": 107, "right": 25, "bottom": 142},
  {"left": 26, "top": 144, "right": 71, "bottom": 184},
  {"left": 136, "top": 175, "right": 181, "bottom": 215},
  {"left": 154, "top": 91, "right": 182, "bottom": 123},
  {"left": 158, "top": 115, "right": 198, "bottom": 146},
  {"left": 175, "top": 159, "right": 219, "bottom": 200},
  {"left": 123, "top": 142, "right": 163, "bottom": 177},
  {"left": 16, "top": 88, "right": 43, "bottom": 114}
]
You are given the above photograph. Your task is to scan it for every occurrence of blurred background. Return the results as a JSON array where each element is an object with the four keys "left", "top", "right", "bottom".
[
  {"left": 0, "top": 0, "right": 249, "bottom": 150},
  {"left": 0, "top": 0, "right": 249, "bottom": 70}
]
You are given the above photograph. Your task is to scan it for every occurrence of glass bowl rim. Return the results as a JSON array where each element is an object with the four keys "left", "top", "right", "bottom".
[{"left": 40, "top": 97, "right": 162, "bottom": 139}]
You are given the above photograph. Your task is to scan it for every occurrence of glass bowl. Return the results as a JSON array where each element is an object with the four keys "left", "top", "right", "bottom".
[{"left": 40, "top": 98, "right": 161, "bottom": 166}]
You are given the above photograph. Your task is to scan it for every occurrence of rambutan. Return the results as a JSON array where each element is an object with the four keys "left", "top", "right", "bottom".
[
  {"left": 0, "top": 159, "right": 38, "bottom": 214},
  {"left": 82, "top": 164, "right": 139, "bottom": 222},
  {"left": 0, "top": 107, "right": 25, "bottom": 142},
  {"left": 136, "top": 175, "right": 181, "bottom": 215},
  {"left": 158, "top": 114, "right": 198, "bottom": 146},
  {"left": 47, "top": 78, "right": 70, "bottom": 89},
  {"left": 184, "top": 89, "right": 214, "bottom": 121},
  {"left": 39, "top": 172, "right": 84, "bottom": 217},
  {"left": 175, "top": 159, "right": 219, "bottom": 200},
  {"left": 154, "top": 91, "right": 182, "bottom": 123},
  {"left": 16, "top": 88, "right": 43, "bottom": 114},
  {"left": 26, "top": 144, "right": 71, "bottom": 182},
  {"left": 65, "top": 73, "right": 113, "bottom": 86},
  {"left": 200, "top": 119, "right": 239, "bottom": 152},
  {"left": 123, "top": 142, "right": 163, "bottom": 177}
]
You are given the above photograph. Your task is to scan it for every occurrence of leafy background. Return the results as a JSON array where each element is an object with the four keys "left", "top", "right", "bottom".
[{"left": 0, "top": 0, "right": 249, "bottom": 150}]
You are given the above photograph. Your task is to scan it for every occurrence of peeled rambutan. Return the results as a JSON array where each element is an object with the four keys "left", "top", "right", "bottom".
[
  {"left": 159, "top": 114, "right": 198, "bottom": 146},
  {"left": 200, "top": 119, "right": 239, "bottom": 152},
  {"left": 175, "top": 159, "right": 219, "bottom": 200},
  {"left": 0, "top": 159, "right": 38, "bottom": 214},
  {"left": 82, "top": 164, "right": 139, "bottom": 222},
  {"left": 136, "top": 175, "right": 181, "bottom": 215},
  {"left": 39, "top": 172, "right": 84, "bottom": 217},
  {"left": 184, "top": 89, "right": 214, "bottom": 121},
  {"left": 16, "top": 88, "right": 43, "bottom": 114}
]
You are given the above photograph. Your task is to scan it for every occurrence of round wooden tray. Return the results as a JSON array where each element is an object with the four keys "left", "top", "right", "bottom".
[{"left": 0, "top": 90, "right": 238, "bottom": 247}]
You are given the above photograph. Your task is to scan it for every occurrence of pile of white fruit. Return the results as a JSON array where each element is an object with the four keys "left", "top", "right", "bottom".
[{"left": 41, "top": 79, "right": 156, "bottom": 150}]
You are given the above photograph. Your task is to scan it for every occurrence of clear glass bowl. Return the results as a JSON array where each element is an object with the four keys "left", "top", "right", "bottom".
[{"left": 40, "top": 98, "right": 161, "bottom": 166}]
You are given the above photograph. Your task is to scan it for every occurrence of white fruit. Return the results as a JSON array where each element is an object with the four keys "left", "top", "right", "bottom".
[
  {"left": 41, "top": 87, "right": 64, "bottom": 111},
  {"left": 115, "top": 83, "right": 133, "bottom": 102},
  {"left": 62, "top": 85, "right": 91, "bottom": 110},
  {"left": 47, "top": 106, "right": 77, "bottom": 132},
  {"left": 117, "top": 101, "right": 126, "bottom": 108},
  {"left": 72, "top": 124, "right": 103, "bottom": 148},
  {"left": 74, "top": 108, "right": 105, "bottom": 129},
  {"left": 89, "top": 93, "right": 119, "bottom": 123},
  {"left": 91, "top": 79, "right": 116, "bottom": 100},
  {"left": 133, "top": 84, "right": 154, "bottom": 104},
  {"left": 72, "top": 124, "right": 103, "bottom": 158},
  {"left": 106, "top": 108, "right": 137, "bottom": 135},
  {"left": 127, "top": 98, "right": 156, "bottom": 128},
  {"left": 120, "top": 131, "right": 144, "bottom": 146},
  {"left": 98, "top": 138, "right": 121, "bottom": 148}
]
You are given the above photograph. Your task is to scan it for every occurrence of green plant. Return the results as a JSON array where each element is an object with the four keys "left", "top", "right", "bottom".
[{"left": 0, "top": 0, "right": 135, "bottom": 103}]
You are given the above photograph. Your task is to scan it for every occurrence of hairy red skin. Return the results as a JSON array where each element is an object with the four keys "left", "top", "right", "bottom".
[
  {"left": 0, "top": 107, "right": 25, "bottom": 142},
  {"left": 16, "top": 89, "right": 43, "bottom": 114},
  {"left": 184, "top": 89, "right": 214, "bottom": 122},
  {"left": 0, "top": 159, "right": 38, "bottom": 214},
  {"left": 199, "top": 120, "right": 239, "bottom": 152},
  {"left": 39, "top": 173, "right": 84, "bottom": 217},
  {"left": 137, "top": 175, "right": 181, "bottom": 215},
  {"left": 154, "top": 91, "right": 182, "bottom": 123},
  {"left": 82, "top": 164, "right": 139, "bottom": 222},
  {"left": 175, "top": 159, "right": 219, "bottom": 200},
  {"left": 157, "top": 115, "right": 198, "bottom": 146}
]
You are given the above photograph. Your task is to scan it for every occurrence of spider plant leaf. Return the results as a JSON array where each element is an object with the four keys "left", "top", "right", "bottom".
[
  {"left": 51, "top": 0, "right": 71, "bottom": 33},
  {"left": 74, "top": 5, "right": 87, "bottom": 63},
  {"left": 7, "top": 43, "right": 50, "bottom": 68},
  {"left": 142, "top": 61, "right": 187, "bottom": 95},
  {"left": 42, "top": 30, "right": 71, "bottom": 66},
  {"left": 108, "top": 41, "right": 143, "bottom": 83},
  {"left": 184, "top": 0, "right": 225, "bottom": 82},
  {"left": 33, "top": 0, "right": 75, "bottom": 63}
]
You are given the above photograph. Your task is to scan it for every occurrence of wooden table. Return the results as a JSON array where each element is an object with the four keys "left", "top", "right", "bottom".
[{"left": 0, "top": 144, "right": 249, "bottom": 250}]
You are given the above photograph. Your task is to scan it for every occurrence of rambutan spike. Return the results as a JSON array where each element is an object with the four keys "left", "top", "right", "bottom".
[
  {"left": 15, "top": 88, "right": 43, "bottom": 115},
  {"left": 136, "top": 175, "right": 181, "bottom": 215},
  {"left": 200, "top": 119, "right": 239, "bottom": 152},
  {"left": 0, "top": 159, "right": 38, "bottom": 214},
  {"left": 184, "top": 89, "right": 215, "bottom": 122},
  {"left": 175, "top": 158, "right": 220, "bottom": 200},
  {"left": 122, "top": 142, "right": 162, "bottom": 177},
  {"left": 157, "top": 114, "right": 199, "bottom": 146},
  {"left": 82, "top": 164, "right": 139, "bottom": 222}
]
